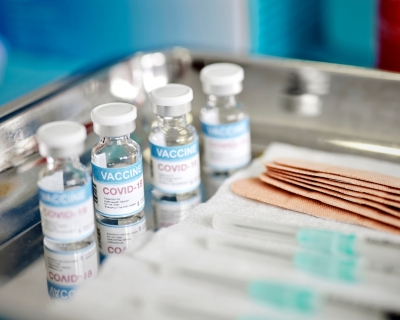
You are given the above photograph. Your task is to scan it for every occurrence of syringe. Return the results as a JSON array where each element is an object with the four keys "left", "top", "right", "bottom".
[
  {"left": 206, "top": 234, "right": 400, "bottom": 292},
  {"left": 213, "top": 214, "right": 400, "bottom": 264},
  {"left": 152, "top": 257, "right": 400, "bottom": 320}
]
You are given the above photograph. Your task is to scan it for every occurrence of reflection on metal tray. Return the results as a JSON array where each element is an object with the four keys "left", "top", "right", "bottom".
[{"left": 2, "top": 48, "right": 400, "bottom": 284}]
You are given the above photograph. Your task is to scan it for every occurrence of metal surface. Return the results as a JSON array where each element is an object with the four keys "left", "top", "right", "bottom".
[
  {"left": 2, "top": 48, "right": 400, "bottom": 288},
  {"left": 0, "top": 48, "right": 191, "bottom": 285},
  {"left": 187, "top": 52, "right": 400, "bottom": 161}
]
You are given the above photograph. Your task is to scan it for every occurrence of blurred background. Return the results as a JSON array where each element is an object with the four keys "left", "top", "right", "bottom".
[{"left": 0, "top": 0, "right": 398, "bottom": 106}]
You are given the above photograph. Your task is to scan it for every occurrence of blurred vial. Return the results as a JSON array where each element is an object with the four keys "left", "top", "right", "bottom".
[
  {"left": 91, "top": 103, "right": 145, "bottom": 224},
  {"left": 149, "top": 84, "right": 201, "bottom": 208},
  {"left": 200, "top": 63, "right": 251, "bottom": 175},
  {"left": 44, "top": 234, "right": 98, "bottom": 300},
  {"left": 282, "top": 68, "right": 330, "bottom": 116},
  {"left": 153, "top": 192, "right": 201, "bottom": 229},
  {"left": 96, "top": 213, "right": 146, "bottom": 258},
  {"left": 36, "top": 121, "right": 95, "bottom": 252},
  {"left": 36, "top": 121, "right": 99, "bottom": 300}
]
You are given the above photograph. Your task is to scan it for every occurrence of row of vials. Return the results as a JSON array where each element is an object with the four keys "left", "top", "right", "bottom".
[{"left": 35, "top": 63, "right": 251, "bottom": 299}]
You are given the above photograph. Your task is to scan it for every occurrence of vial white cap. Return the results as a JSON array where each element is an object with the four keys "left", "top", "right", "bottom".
[
  {"left": 200, "top": 63, "right": 244, "bottom": 96},
  {"left": 91, "top": 103, "right": 137, "bottom": 137},
  {"left": 36, "top": 121, "right": 86, "bottom": 158},
  {"left": 150, "top": 84, "right": 193, "bottom": 117}
]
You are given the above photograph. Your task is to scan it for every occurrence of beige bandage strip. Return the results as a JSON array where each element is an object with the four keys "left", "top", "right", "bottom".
[
  {"left": 275, "top": 158, "right": 400, "bottom": 188},
  {"left": 265, "top": 170, "right": 400, "bottom": 209},
  {"left": 263, "top": 172, "right": 400, "bottom": 217},
  {"left": 266, "top": 163, "right": 400, "bottom": 195},
  {"left": 276, "top": 158, "right": 400, "bottom": 193},
  {"left": 262, "top": 175, "right": 400, "bottom": 228},
  {"left": 267, "top": 167, "right": 400, "bottom": 202},
  {"left": 231, "top": 178, "right": 400, "bottom": 235}
]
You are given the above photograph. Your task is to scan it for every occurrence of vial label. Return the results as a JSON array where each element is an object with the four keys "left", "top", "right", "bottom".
[
  {"left": 40, "top": 170, "right": 64, "bottom": 191},
  {"left": 44, "top": 242, "right": 98, "bottom": 300},
  {"left": 150, "top": 139, "right": 200, "bottom": 193},
  {"left": 154, "top": 194, "right": 201, "bottom": 228},
  {"left": 38, "top": 178, "right": 95, "bottom": 242},
  {"left": 201, "top": 117, "right": 251, "bottom": 171},
  {"left": 96, "top": 216, "right": 147, "bottom": 255},
  {"left": 92, "top": 159, "right": 145, "bottom": 218}
]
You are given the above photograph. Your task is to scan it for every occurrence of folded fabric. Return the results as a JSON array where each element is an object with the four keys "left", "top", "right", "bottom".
[{"left": 231, "top": 177, "right": 400, "bottom": 235}]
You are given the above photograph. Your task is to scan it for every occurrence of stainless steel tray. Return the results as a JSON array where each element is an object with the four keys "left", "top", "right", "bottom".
[{"left": 2, "top": 48, "right": 400, "bottom": 286}]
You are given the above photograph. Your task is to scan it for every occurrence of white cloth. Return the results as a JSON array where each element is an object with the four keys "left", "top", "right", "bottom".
[
  {"left": 50, "top": 143, "right": 400, "bottom": 319},
  {"left": 150, "top": 142, "right": 400, "bottom": 241}
]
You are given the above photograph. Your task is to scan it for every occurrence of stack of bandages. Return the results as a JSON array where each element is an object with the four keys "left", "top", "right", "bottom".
[{"left": 232, "top": 158, "right": 400, "bottom": 234}]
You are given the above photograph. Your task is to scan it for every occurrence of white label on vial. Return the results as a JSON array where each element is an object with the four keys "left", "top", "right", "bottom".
[
  {"left": 92, "top": 159, "right": 145, "bottom": 218},
  {"left": 150, "top": 139, "right": 200, "bottom": 193},
  {"left": 94, "top": 152, "right": 107, "bottom": 168},
  {"left": 38, "top": 178, "right": 95, "bottom": 242},
  {"left": 154, "top": 195, "right": 201, "bottom": 228},
  {"left": 44, "top": 242, "right": 98, "bottom": 299},
  {"left": 96, "top": 216, "right": 147, "bottom": 255},
  {"left": 40, "top": 170, "right": 64, "bottom": 191},
  {"left": 201, "top": 117, "right": 251, "bottom": 170}
]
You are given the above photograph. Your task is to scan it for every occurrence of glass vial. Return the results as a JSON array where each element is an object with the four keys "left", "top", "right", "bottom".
[
  {"left": 37, "top": 121, "right": 98, "bottom": 299},
  {"left": 91, "top": 103, "right": 145, "bottom": 231},
  {"left": 153, "top": 193, "right": 201, "bottom": 229},
  {"left": 44, "top": 234, "right": 98, "bottom": 300},
  {"left": 37, "top": 121, "right": 95, "bottom": 250},
  {"left": 148, "top": 84, "right": 201, "bottom": 204},
  {"left": 200, "top": 63, "right": 251, "bottom": 174}
]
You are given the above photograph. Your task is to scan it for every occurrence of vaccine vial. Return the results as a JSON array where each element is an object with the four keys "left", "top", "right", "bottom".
[
  {"left": 37, "top": 121, "right": 95, "bottom": 248},
  {"left": 44, "top": 235, "right": 98, "bottom": 300},
  {"left": 200, "top": 63, "right": 251, "bottom": 174},
  {"left": 149, "top": 84, "right": 201, "bottom": 204},
  {"left": 91, "top": 103, "right": 145, "bottom": 229},
  {"left": 36, "top": 121, "right": 99, "bottom": 299}
]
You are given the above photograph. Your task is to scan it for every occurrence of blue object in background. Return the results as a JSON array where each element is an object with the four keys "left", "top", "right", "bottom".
[
  {"left": 0, "top": 0, "right": 380, "bottom": 107},
  {"left": 0, "top": 0, "right": 140, "bottom": 106},
  {"left": 0, "top": 36, "right": 6, "bottom": 85},
  {"left": 0, "top": 0, "right": 136, "bottom": 60},
  {"left": 249, "top": 0, "right": 322, "bottom": 58},
  {"left": 0, "top": 0, "right": 245, "bottom": 62},
  {"left": 320, "top": 0, "right": 377, "bottom": 67},
  {"left": 249, "top": 0, "right": 377, "bottom": 68},
  {"left": 0, "top": 51, "right": 89, "bottom": 107},
  {"left": 0, "top": 0, "right": 246, "bottom": 106}
]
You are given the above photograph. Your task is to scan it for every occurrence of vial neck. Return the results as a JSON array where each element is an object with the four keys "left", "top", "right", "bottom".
[
  {"left": 158, "top": 115, "right": 188, "bottom": 129},
  {"left": 208, "top": 95, "right": 237, "bottom": 108},
  {"left": 46, "top": 155, "right": 80, "bottom": 169},
  {"left": 100, "top": 135, "right": 130, "bottom": 144}
]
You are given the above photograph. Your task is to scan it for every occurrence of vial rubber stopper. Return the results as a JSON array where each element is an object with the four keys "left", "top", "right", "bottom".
[
  {"left": 36, "top": 121, "right": 86, "bottom": 158},
  {"left": 91, "top": 103, "right": 137, "bottom": 137},
  {"left": 200, "top": 63, "right": 244, "bottom": 96},
  {"left": 150, "top": 84, "right": 193, "bottom": 117}
]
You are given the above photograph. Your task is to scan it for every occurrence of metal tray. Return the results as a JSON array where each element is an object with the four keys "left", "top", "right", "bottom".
[{"left": 1, "top": 48, "right": 400, "bottom": 288}]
